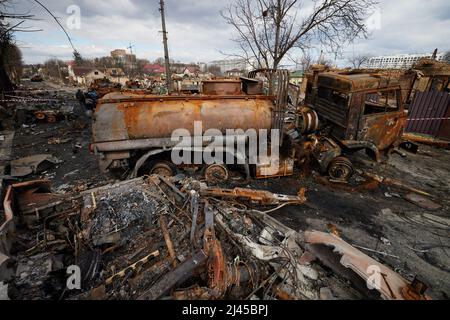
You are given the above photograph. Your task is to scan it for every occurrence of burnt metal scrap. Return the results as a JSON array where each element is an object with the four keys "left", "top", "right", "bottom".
[
  {"left": 304, "top": 231, "right": 431, "bottom": 300},
  {"left": 0, "top": 175, "right": 430, "bottom": 300},
  {"left": 200, "top": 187, "right": 307, "bottom": 205},
  {"left": 7, "top": 89, "right": 78, "bottom": 125}
]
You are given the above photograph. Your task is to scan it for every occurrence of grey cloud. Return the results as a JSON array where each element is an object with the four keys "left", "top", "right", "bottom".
[{"left": 8, "top": 0, "right": 450, "bottom": 64}]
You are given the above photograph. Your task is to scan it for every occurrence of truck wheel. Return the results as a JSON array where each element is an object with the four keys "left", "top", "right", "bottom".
[
  {"left": 328, "top": 157, "right": 353, "bottom": 181},
  {"left": 35, "top": 112, "right": 46, "bottom": 121},
  {"left": 149, "top": 161, "right": 177, "bottom": 177},
  {"left": 203, "top": 164, "right": 229, "bottom": 184}
]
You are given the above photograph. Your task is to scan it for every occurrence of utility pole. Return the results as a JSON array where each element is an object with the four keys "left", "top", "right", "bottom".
[{"left": 159, "top": 0, "right": 172, "bottom": 94}]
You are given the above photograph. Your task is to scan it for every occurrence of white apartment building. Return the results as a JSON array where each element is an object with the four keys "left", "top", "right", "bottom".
[
  {"left": 208, "top": 58, "right": 253, "bottom": 74},
  {"left": 367, "top": 53, "right": 445, "bottom": 69}
]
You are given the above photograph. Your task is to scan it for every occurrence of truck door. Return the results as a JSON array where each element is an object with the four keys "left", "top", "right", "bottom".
[{"left": 357, "top": 89, "right": 407, "bottom": 151}]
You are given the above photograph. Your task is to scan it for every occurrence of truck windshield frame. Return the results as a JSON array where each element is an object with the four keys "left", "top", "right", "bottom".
[{"left": 363, "top": 89, "right": 401, "bottom": 116}]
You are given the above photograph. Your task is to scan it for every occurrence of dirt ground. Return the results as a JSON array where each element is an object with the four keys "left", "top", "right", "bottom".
[{"left": 6, "top": 81, "right": 450, "bottom": 300}]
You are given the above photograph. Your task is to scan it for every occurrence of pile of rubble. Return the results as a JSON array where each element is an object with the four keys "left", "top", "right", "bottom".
[{"left": 0, "top": 175, "right": 430, "bottom": 300}]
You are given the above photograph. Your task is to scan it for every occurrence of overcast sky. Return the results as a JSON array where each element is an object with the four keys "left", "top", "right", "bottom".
[{"left": 8, "top": 0, "right": 450, "bottom": 67}]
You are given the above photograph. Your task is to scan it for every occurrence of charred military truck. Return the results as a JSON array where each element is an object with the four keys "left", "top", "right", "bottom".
[
  {"left": 90, "top": 70, "right": 308, "bottom": 182},
  {"left": 302, "top": 71, "right": 408, "bottom": 180}
]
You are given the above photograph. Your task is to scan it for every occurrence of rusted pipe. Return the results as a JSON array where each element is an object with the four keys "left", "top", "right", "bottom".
[
  {"left": 159, "top": 216, "right": 177, "bottom": 267},
  {"left": 137, "top": 250, "right": 208, "bottom": 300}
]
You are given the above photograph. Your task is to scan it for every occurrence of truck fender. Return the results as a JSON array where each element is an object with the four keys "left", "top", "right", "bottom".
[
  {"left": 129, "top": 148, "right": 170, "bottom": 179},
  {"left": 340, "top": 140, "right": 381, "bottom": 162}
]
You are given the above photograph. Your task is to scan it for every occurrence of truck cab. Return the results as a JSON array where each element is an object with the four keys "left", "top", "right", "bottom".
[{"left": 307, "top": 72, "right": 408, "bottom": 162}]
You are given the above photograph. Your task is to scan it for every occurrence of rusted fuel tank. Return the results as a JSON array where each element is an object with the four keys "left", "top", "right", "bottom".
[
  {"left": 93, "top": 93, "right": 274, "bottom": 143},
  {"left": 91, "top": 78, "right": 284, "bottom": 175}
]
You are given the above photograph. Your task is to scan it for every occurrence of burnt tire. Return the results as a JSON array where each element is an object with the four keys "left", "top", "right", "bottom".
[
  {"left": 203, "top": 164, "right": 229, "bottom": 184},
  {"left": 328, "top": 157, "right": 354, "bottom": 181},
  {"left": 34, "top": 112, "right": 46, "bottom": 121},
  {"left": 148, "top": 161, "right": 178, "bottom": 177}
]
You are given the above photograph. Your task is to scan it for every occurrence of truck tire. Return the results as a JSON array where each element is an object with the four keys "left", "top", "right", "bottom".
[
  {"left": 328, "top": 157, "right": 354, "bottom": 181},
  {"left": 148, "top": 161, "right": 178, "bottom": 177},
  {"left": 203, "top": 164, "right": 229, "bottom": 184},
  {"left": 34, "top": 111, "right": 46, "bottom": 121}
]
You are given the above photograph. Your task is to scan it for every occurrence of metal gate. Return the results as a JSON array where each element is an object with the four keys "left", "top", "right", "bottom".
[{"left": 406, "top": 91, "right": 450, "bottom": 140}]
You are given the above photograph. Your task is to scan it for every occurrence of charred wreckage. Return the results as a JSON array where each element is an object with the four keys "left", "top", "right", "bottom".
[
  {"left": 90, "top": 69, "right": 411, "bottom": 183},
  {"left": 0, "top": 176, "right": 430, "bottom": 300},
  {"left": 0, "top": 68, "right": 439, "bottom": 300}
]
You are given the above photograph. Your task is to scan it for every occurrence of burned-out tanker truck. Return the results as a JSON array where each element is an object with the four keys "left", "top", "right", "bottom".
[{"left": 90, "top": 70, "right": 342, "bottom": 182}]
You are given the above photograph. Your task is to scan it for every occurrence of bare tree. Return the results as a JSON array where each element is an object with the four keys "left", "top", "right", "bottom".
[
  {"left": 297, "top": 53, "right": 313, "bottom": 71},
  {"left": 347, "top": 54, "right": 371, "bottom": 69},
  {"left": 1, "top": 0, "right": 36, "bottom": 92},
  {"left": 207, "top": 65, "right": 222, "bottom": 76},
  {"left": 73, "top": 51, "right": 85, "bottom": 66},
  {"left": 136, "top": 58, "right": 150, "bottom": 76},
  {"left": 3, "top": 43, "right": 23, "bottom": 82},
  {"left": 222, "top": 0, "right": 378, "bottom": 70},
  {"left": 93, "top": 56, "right": 116, "bottom": 69},
  {"left": 153, "top": 57, "right": 166, "bottom": 66},
  {"left": 43, "top": 58, "right": 68, "bottom": 83}
]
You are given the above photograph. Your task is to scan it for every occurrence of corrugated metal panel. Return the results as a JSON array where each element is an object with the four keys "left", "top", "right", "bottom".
[
  {"left": 437, "top": 103, "right": 450, "bottom": 140},
  {"left": 406, "top": 91, "right": 450, "bottom": 137}
]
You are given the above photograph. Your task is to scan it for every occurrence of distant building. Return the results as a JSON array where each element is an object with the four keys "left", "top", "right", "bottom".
[
  {"left": 198, "top": 62, "right": 207, "bottom": 73},
  {"left": 105, "top": 68, "right": 125, "bottom": 77},
  {"left": 68, "top": 66, "right": 106, "bottom": 85},
  {"left": 367, "top": 53, "right": 445, "bottom": 69},
  {"left": 182, "top": 66, "right": 200, "bottom": 77},
  {"left": 209, "top": 59, "right": 251, "bottom": 74},
  {"left": 143, "top": 64, "right": 165, "bottom": 75},
  {"left": 111, "top": 49, "right": 127, "bottom": 60},
  {"left": 110, "top": 49, "right": 136, "bottom": 70},
  {"left": 170, "top": 63, "right": 187, "bottom": 74},
  {"left": 104, "top": 68, "right": 129, "bottom": 86},
  {"left": 289, "top": 70, "right": 304, "bottom": 86},
  {"left": 226, "top": 69, "right": 245, "bottom": 77}
]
